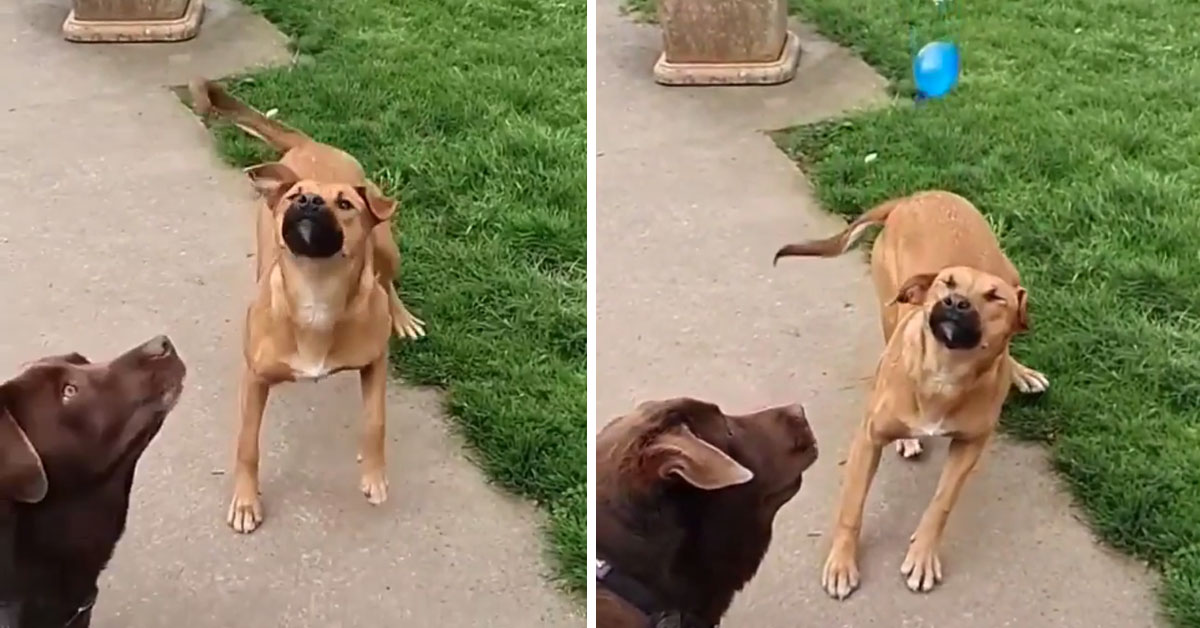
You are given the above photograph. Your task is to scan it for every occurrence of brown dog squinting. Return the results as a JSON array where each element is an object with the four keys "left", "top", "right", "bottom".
[
  {"left": 775, "top": 190, "right": 1047, "bottom": 598},
  {"left": 189, "top": 79, "right": 425, "bottom": 533},
  {"left": 597, "top": 398, "right": 817, "bottom": 627}
]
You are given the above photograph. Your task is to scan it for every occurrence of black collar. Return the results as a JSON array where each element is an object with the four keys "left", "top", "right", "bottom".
[
  {"left": 10, "top": 590, "right": 95, "bottom": 628},
  {"left": 59, "top": 591, "right": 96, "bottom": 628},
  {"left": 596, "top": 559, "right": 716, "bottom": 628}
]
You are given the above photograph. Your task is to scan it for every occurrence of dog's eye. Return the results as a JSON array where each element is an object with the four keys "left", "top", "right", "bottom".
[
  {"left": 984, "top": 289, "right": 1005, "bottom": 303},
  {"left": 943, "top": 276, "right": 957, "bottom": 289},
  {"left": 62, "top": 383, "right": 77, "bottom": 401},
  {"left": 336, "top": 198, "right": 354, "bottom": 210}
]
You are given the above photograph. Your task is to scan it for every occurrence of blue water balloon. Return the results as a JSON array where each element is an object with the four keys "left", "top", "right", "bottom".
[{"left": 913, "top": 41, "right": 960, "bottom": 98}]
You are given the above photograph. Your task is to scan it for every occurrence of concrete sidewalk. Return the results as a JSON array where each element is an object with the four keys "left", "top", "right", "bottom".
[
  {"left": 595, "top": 1, "right": 1163, "bottom": 625},
  {"left": 1, "top": 1, "right": 578, "bottom": 626}
]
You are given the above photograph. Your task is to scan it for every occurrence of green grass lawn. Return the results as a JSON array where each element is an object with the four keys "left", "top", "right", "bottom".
[
  {"left": 204, "top": 0, "right": 585, "bottom": 591},
  {"left": 774, "top": 0, "right": 1200, "bottom": 623}
]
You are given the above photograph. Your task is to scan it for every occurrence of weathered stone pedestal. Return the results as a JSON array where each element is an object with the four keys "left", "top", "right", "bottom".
[
  {"left": 654, "top": 0, "right": 801, "bottom": 86},
  {"left": 63, "top": 0, "right": 204, "bottom": 43}
]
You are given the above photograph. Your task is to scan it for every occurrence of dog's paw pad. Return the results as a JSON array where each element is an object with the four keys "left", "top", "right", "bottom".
[
  {"left": 393, "top": 310, "right": 427, "bottom": 340},
  {"left": 896, "top": 438, "right": 924, "bottom": 459},
  {"left": 1012, "top": 365, "right": 1049, "bottom": 394},
  {"left": 821, "top": 550, "right": 860, "bottom": 600},
  {"left": 360, "top": 472, "right": 389, "bottom": 505},
  {"left": 406, "top": 316, "right": 427, "bottom": 335},
  {"left": 901, "top": 543, "right": 943, "bottom": 593},
  {"left": 227, "top": 495, "right": 264, "bottom": 534}
]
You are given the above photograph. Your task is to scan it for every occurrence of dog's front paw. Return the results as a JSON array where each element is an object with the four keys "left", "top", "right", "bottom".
[
  {"left": 393, "top": 306, "right": 426, "bottom": 340},
  {"left": 360, "top": 468, "right": 389, "bottom": 505},
  {"left": 1010, "top": 360, "right": 1049, "bottom": 394},
  {"left": 227, "top": 485, "right": 264, "bottom": 534},
  {"left": 822, "top": 541, "right": 861, "bottom": 600},
  {"left": 895, "top": 438, "right": 924, "bottom": 459},
  {"left": 900, "top": 538, "right": 943, "bottom": 593}
]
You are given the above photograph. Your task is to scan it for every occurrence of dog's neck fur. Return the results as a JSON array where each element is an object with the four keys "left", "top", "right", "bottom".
[
  {"left": 897, "top": 308, "right": 1007, "bottom": 409},
  {"left": 271, "top": 242, "right": 377, "bottom": 332},
  {"left": 598, "top": 480, "right": 770, "bottom": 626},
  {"left": 16, "top": 468, "right": 135, "bottom": 626}
]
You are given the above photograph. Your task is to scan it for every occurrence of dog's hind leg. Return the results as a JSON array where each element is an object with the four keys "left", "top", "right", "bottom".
[
  {"left": 895, "top": 438, "right": 924, "bottom": 459},
  {"left": 388, "top": 286, "right": 426, "bottom": 340},
  {"left": 881, "top": 298, "right": 923, "bottom": 460},
  {"left": 1009, "top": 356, "right": 1049, "bottom": 394},
  {"left": 372, "top": 225, "right": 425, "bottom": 340}
]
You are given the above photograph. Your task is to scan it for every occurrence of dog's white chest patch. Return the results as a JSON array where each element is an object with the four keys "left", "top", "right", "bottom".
[
  {"left": 286, "top": 338, "right": 336, "bottom": 381},
  {"left": 917, "top": 419, "right": 950, "bottom": 437},
  {"left": 288, "top": 357, "right": 331, "bottom": 381},
  {"left": 289, "top": 269, "right": 342, "bottom": 331}
]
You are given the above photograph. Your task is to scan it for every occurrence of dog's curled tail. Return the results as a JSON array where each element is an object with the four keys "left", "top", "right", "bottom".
[
  {"left": 773, "top": 198, "right": 902, "bottom": 265},
  {"left": 189, "top": 77, "right": 310, "bottom": 152}
]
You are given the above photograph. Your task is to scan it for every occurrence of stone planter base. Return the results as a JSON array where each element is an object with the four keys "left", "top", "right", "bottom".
[
  {"left": 654, "top": 30, "right": 802, "bottom": 86},
  {"left": 63, "top": 0, "right": 204, "bottom": 43}
]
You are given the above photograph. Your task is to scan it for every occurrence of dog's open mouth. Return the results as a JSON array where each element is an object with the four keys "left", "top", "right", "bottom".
[
  {"left": 282, "top": 211, "right": 343, "bottom": 258},
  {"left": 929, "top": 309, "right": 982, "bottom": 350}
]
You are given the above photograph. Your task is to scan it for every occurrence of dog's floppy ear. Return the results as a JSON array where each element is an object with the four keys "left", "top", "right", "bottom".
[
  {"left": 644, "top": 424, "right": 753, "bottom": 490},
  {"left": 892, "top": 273, "right": 938, "bottom": 305},
  {"left": 0, "top": 406, "right": 47, "bottom": 504},
  {"left": 1014, "top": 287, "right": 1030, "bottom": 333},
  {"left": 50, "top": 352, "right": 89, "bottom": 365},
  {"left": 355, "top": 182, "right": 397, "bottom": 222},
  {"left": 17, "top": 352, "right": 89, "bottom": 372},
  {"left": 244, "top": 162, "right": 300, "bottom": 209}
]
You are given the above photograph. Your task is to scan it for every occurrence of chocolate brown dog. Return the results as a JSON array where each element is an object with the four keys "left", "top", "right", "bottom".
[
  {"left": 597, "top": 398, "right": 817, "bottom": 628},
  {"left": 189, "top": 79, "right": 425, "bottom": 533},
  {"left": 775, "top": 190, "right": 1046, "bottom": 598},
  {"left": 1, "top": 336, "right": 186, "bottom": 627}
]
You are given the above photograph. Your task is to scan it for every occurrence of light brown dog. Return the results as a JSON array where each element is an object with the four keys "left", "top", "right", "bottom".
[
  {"left": 775, "top": 190, "right": 1047, "bottom": 598},
  {"left": 189, "top": 78, "right": 425, "bottom": 534}
]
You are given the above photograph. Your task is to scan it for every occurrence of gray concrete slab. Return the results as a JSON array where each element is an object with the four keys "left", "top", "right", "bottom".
[
  {"left": 596, "top": 2, "right": 1164, "bottom": 626},
  {"left": 2, "top": 1, "right": 579, "bottom": 626}
]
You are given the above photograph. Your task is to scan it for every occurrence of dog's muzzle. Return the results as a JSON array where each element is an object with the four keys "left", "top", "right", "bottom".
[
  {"left": 281, "top": 193, "right": 343, "bottom": 258},
  {"left": 929, "top": 294, "right": 982, "bottom": 350}
]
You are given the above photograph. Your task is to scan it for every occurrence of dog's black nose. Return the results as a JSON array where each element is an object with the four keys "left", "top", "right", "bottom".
[
  {"left": 141, "top": 335, "right": 174, "bottom": 359},
  {"left": 784, "top": 405, "right": 816, "bottom": 446},
  {"left": 296, "top": 193, "right": 325, "bottom": 209},
  {"left": 941, "top": 294, "right": 972, "bottom": 311}
]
